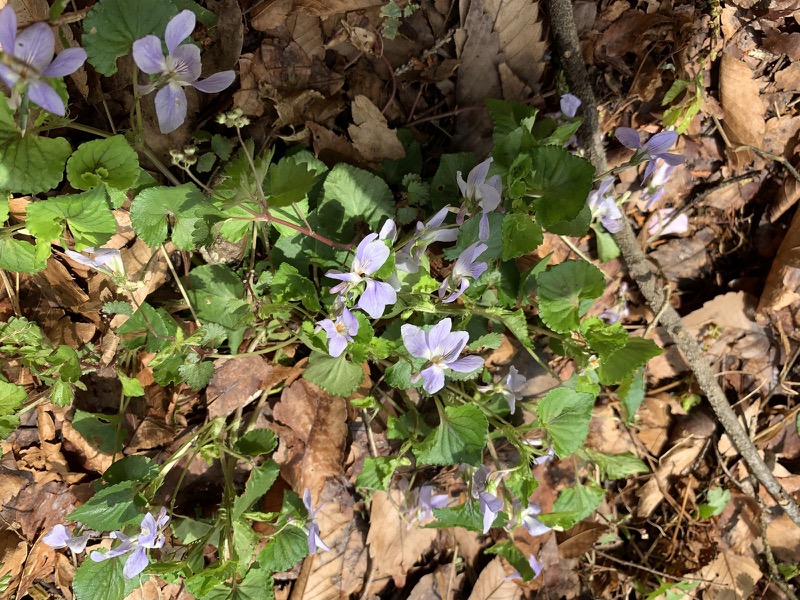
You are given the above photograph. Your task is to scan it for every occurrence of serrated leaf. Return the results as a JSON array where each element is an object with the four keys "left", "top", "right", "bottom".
[
  {"left": 0, "top": 97, "right": 71, "bottom": 194},
  {"left": 697, "top": 487, "right": 730, "bottom": 519},
  {"left": 486, "top": 540, "right": 536, "bottom": 581},
  {"left": 26, "top": 188, "right": 117, "bottom": 250},
  {"left": 103, "top": 456, "right": 159, "bottom": 485},
  {"left": 428, "top": 502, "right": 483, "bottom": 532},
  {"left": 257, "top": 526, "right": 308, "bottom": 572},
  {"left": 356, "top": 455, "right": 411, "bottom": 492},
  {"left": 486, "top": 99, "right": 539, "bottom": 144},
  {"left": 67, "top": 135, "right": 139, "bottom": 191},
  {"left": 538, "top": 483, "right": 605, "bottom": 530},
  {"left": 103, "top": 301, "right": 132, "bottom": 316},
  {"left": 536, "top": 261, "right": 605, "bottom": 333},
  {"left": 582, "top": 318, "right": 628, "bottom": 356},
  {"left": 414, "top": 404, "right": 488, "bottom": 466},
  {"left": 318, "top": 163, "right": 395, "bottom": 239},
  {"left": 385, "top": 360, "right": 413, "bottom": 389},
  {"left": 617, "top": 368, "right": 645, "bottom": 424},
  {"left": 72, "top": 409, "right": 124, "bottom": 454},
  {"left": 72, "top": 553, "right": 140, "bottom": 600},
  {"left": 264, "top": 154, "right": 323, "bottom": 208},
  {"left": 234, "top": 429, "right": 277, "bottom": 456},
  {"left": 0, "top": 380, "right": 26, "bottom": 415},
  {"left": 501, "top": 212, "right": 543, "bottom": 260},
  {"left": 83, "top": 0, "right": 177, "bottom": 76},
  {"left": 203, "top": 564, "right": 274, "bottom": 600},
  {"left": 527, "top": 146, "right": 594, "bottom": 227},
  {"left": 66, "top": 481, "right": 144, "bottom": 530},
  {"left": 179, "top": 361, "right": 215, "bottom": 390},
  {"left": 536, "top": 388, "right": 594, "bottom": 458},
  {"left": 303, "top": 352, "right": 364, "bottom": 397},
  {"left": 130, "top": 184, "right": 216, "bottom": 250},
  {"left": 582, "top": 449, "right": 648, "bottom": 480},
  {"left": 468, "top": 333, "right": 504, "bottom": 351},
  {"left": 597, "top": 336, "right": 661, "bottom": 385},
  {"left": 233, "top": 460, "right": 280, "bottom": 520},
  {"left": 269, "top": 263, "right": 320, "bottom": 312}
]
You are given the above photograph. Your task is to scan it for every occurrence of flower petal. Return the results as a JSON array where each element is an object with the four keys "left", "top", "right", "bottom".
[
  {"left": 0, "top": 64, "right": 19, "bottom": 89},
  {"left": 448, "top": 355, "right": 483, "bottom": 374},
  {"left": 169, "top": 43, "right": 201, "bottom": 84},
  {"left": 441, "top": 278, "right": 469, "bottom": 304},
  {"left": 27, "top": 80, "right": 65, "bottom": 115},
  {"left": 353, "top": 234, "right": 389, "bottom": 275},
  {"left": 326, "top": 270, "right": 361, "bottom": 284},
  {"left": 478, "top": 212, "right": 490, "bottom": 242},
  {"left": 192, "top": 70, "right": 235, "bottom": 93},
  {"left": 154, "top": 83, "right": 188, "bottom": 134},
  {"left": 643, "top": 130, "right": 678, "bottom": 156},
  {"left": 123, "top": 547, "right": 149, "bottom": 579},
  {"left": 43, "top": 524, "right": 70, "bottom": 548},
  {"left": 560, "top": 93, "right": 581, "bottom": 118},
  {"left": 467, "top": 158, "right": 492, "bottom": 187},
  {"left": 42, "top": 47, "right": 86, "bottom": 77},
  {"left": 660, "top": 152, "right": 685, "bottom": 166},
  {"left": 132, "top": 36, "right": 165, "bottom": 74},
  {"left": 438, "top": 329, "right": 469, "bottom": 364},
  {"left": 401, "top": 324, "right": 430, "bottom": 359},
  {"left": 0, "top": 6, "right": 17, "bottom": 55},
  {"left": 420, "top": 364, "right": 445, "bottom": 394},
  {"left": 456, "top": 171, "right": 468, "bottom": 197},
  {"left": 14, "top": 22, "right": 54, "bottom": 71},
  {"left": 426, "top": 318, "right": 453, "bottom": 355},
  {"left": 327, "top": 332, "right": 347, "bottom": 357},
  {"left": 165, "top": 10, "right": 195, "bottom": 55},
  {"left": 614, "top": 127, "right": 641, "bottom": 150},
  {"left": 357, "top": 279, "right": 396, "bottom": 319},
  {"left": 67, "top": 533, "right": 90, "bottom": 554}
]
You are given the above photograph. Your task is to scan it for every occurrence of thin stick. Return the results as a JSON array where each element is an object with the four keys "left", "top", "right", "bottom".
[{"left": 547, "top": 0, "right": 800, "bottom": 529}]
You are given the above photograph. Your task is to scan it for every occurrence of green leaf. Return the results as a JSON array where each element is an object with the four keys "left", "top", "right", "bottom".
[
  {"left": 0, "top": 380, "right": 26, "bottom": 415},
  {"left": 304, "top": 352, "right": 363, "bottom": 397},
  {"left": 486, "top": 99, "right": 539, "bottom": 143},
  {"left": 582, "top": 318, "right": 628, "bottom": 356},
  {"left": 527, "top": 146, "right": 594, "bottom": 227},
  {"left": 414, "top": 404, "right": 488, "bottom": 466},
  {"left": 536, "top": 261, "right": 605, "bottom": 333},
  {"left": 204, "top": 563, "right": 274, "bottom": 600},
  {"left": 444, "top": 212, "right": 504, "bottom": 262},
  {"left": 536, "top": 387, "right": 594, "bottom": 458},
  {"left": 171, "top": 516, "right": 214, "bottom": 544},
  {"left": 582, "top": 449, "right": 648, "bottom": 480},
  {"left": 385, "top": 360, "right": 413, "bottom": 389},
  {"left": 356, "top": 455, "right": 411, "bottom": 492},
  {"left": 501, "top": 213, "right": 543, "bottom": 260},
  {"left": 597, "top": 337, "right": 661, "bottom": 385},
  {"left": 0, "top": 97, "right": 71, "bottom": 194},
  {"left": 318, "top": 164, "right": 395, "bottom": 239},
  {"left": 430, "top": 153, "right": 475, "bottom": 210},
  {"left": 257, "top": 526, "right": 308, "bottom": 572},
  {"left": 234, "top": 429, "right": 277, "bottom": 456},
  {"left": 232, "top": 460, "right": 280, "bottom": 519},
  {"left": 179, "top": 361, "right": 215, "bottom": 390},
  {"left": 185, "top": 264, "right": 250, "bottom": 347},
  {"left": 72, "top": 552, "right": 140, "bottom": 600},
  {"left": 26, "top": 188, "right": 117, "bottom": 250},
  {"left": 131, "top": 184, "right": 216, "bottom": 250},
  {"left": 594, "top": 226, "right": 620, "bottom": 262},
  {"left": 505, "top": 463, "right": 538, "bottom": 503},
  {"left": 486, "top": 540, "right": 536, "bottom": 581},
  {"left": 117, "top": 372, "right": 145, "bottom": 397},
  {"left": 83, "top": 0, "right": 177, "bottom": 76},
  {"left": 103, "top": 301, "right": 133, "bottom": 316},
  {"left": 538, "top": 483, "right": 605, "bottom": 530},
  {"left": 428, "top": 502, "right": 483, "bottom": 532},
  {"left": 72, "top": 409, "right": 124, "bottom": 454},
  {"left": 270, "top": 263, "right": 321, "bottom": 312},
  {"left": 66, "top": 481, "right": 144, "bottom": 530},
  {"left": 697, "top": 487, "right": 730, "bottom": 519},
  {"left": 264, "top": 154, "right": 323, "bottom": 208},
  {"left": 0, "top": 415, "right": 20, "bottom": 440},
  {"left": 103, "top": 456, "right": 159, "bottom": 485},
  {"left": 67, "top": 136, "right": 139, "bottom": 191},
  {"left": 468, "top": 333, "right": 504, "bottom": 351},
  {"left": 617, "top": 368, "right": 645, "bottom": 424}
]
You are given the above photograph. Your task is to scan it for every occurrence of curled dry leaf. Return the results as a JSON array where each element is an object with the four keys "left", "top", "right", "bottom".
[
  {"left": 636, "top": 435, "right": 706, "bottom": 518},
  {"left": 759, "top": 205, "right": 800, "bottom": 312},
  {"left": 348, "top": 95, "right": 406, "bottom": 163}
]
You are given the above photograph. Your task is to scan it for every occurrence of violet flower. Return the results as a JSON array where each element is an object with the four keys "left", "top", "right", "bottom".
[
  {"left": 326, "top": 233, "right": 396, "bottom": 319},
  {"left": 438, "top": 242, "right": 488, "bottom": 303},
  {"left": 302, "top": 489, "right": 330, "bottom": 554},
  {"left": 614, "top": 127, "right": 684, "bottom": 182},
  {"left": 418, "top": 484, "right": 448, "bottom": 521},
  {"left": 0, "top": 6, "right": 86, "bottom": 115},
  {"left": 397, "top": 206, "right": 459, "bottom": 274},
  {"left": 506, "top": 555, "right": 544, "bottom": 580},
  {"left": 532, "top": 446, "right": 556, "bottom": 466},
  {"left": 471, "top": 465, "right": 503, "bottom": 534},
  {"left": 646, "top": 209, "right": 689, "bottom": 238},
  {"left": 90, "top": 508, "right": 169, "bottom": 579},
  {"left": 43, "top": 524, "right": 90, "bottom": 553},
  {"left": 587, "top": 177, "right": 623, "bottom": 234},
  {"left": 457, "top": 158, "right": 502, "bottom": 242},
  {"left": 519, "top": 502, "right": 551, "bottom": 536},
  {"left": 64, "top": 247, "right": 125, "bottom": 278},
  {"left": 477, "top": 365, "right": 527, "bottom": 414},
  {"left": 641, "top": 161, "right": 677, "bottom": 209},
  {"left": 316, "top": 307, "right": 359, "bottom": 358},
  {"left": 132, "top": 10, "right": 235, "bottom": 134},
  {"left": 401, "top": 318, "right": 484, "bottom": 394},
  {"left": 560, "top": 93, "right": 581, "bottom": 118}
]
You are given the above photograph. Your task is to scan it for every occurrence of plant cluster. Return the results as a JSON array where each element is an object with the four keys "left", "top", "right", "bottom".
[{"left": 0, "top": 1, "right": 686, "bottom": 597}]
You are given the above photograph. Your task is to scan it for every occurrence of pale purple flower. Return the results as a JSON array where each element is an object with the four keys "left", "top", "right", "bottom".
[
  {"left": 91, "top": 508, "right": 169, "bottom": 579},
  {"left": 520, "top": 502, "right": 551, "bottom": 536},
  {"left": 641, "top": 161, "right": 677, "bottom": 209},
  {"left": 401, "top": 318, "right": 484, "bottom": 394},
  {"left": 560, "top": 93, "right": 581, "bottom": 118},
  {"left": 457, "top": 159, "right": 503, "bottom": 241},
  {"left": 0, "top": 6, "right": 86, "bottom": 115},
  {"left": 532, "top": 447, "right": 556, "bottom": 466},
  {"left": 379, "top": 218, "right": 397, "bottom": 243},
  {"left": 600, "top": 282, "right": 629, "bottom": 325},
  {"left": 646, "top": 209, "right": 689, "bottom": 237},
  {"left": 418, "top": 484, "right": 448, "bottom": 521},
  {"left": 302, "top": 489, "right": 330, "bottom": 554},
  {"left": 615, "top": 127, "right": 684, "bottom": 182},
  {"left": 477, "top": 365, "right": 527, "bottom": 414},
  {"left": 43, "top": 524, "right": 90, "bottom": 553},
  {"left": 587, "top": 177, "right": 623, "bottom": 234},
  {"left": 316, "top": 307, "right": 359, "bottom": 357},
  {"left": 132, "top": 10, "right": 235, "bottom": 134},
  {"left": 506, "top": 555, "right": 544, "bottom": 580},
  {"left": 397, "top": 206, "right": 459, "bottom": 274},
  {"left": 64, "top": 247, "right": 125, "bottom": 277},
  {"left": 438, "top": 242, "right": 488, "bottom": 303},
  {"left": 326, "top": 233, "right": 396, "bottom": 319},
  {"left": 479, "top": 491, "right": 504, "bottom": 534}
]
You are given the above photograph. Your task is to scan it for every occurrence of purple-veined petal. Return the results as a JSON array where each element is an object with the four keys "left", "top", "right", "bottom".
[
  {"left": 420, "top": 364, "right": 445, "bottom": 394},
  {"left": 522, "top": 514, "right": 551, "bottom": 536},
  {"left": 477, "top": 185, "right": 501, "bottom": 213},
  {"left": 43, "top": 524, "right": 71, "bottom": 548},
  {"left": 132, "top": 36, "right": 165, "bottom": 74},
  {"left": 14, "top": 22, "right": 54, "bottom": 71},
  {"left": 326, "top": 270, "right": 361, "bottom": 284},
  {"left": 437, "top": 330, "right": 470, "bottom": 364},
  {"left": 192, "top": 70, "right": 235, "bottom": 93},
  {"left": 90, "top": 550, "right": 112, "bottom": 562},
  {"left": 123, "top": 547, "right": 149, "bottom": 579},
  {"left": 472, "top": 466, "right": 490, "bottom": 495},
  {"left": 426, "top": 206, "right": 451, "bottom": 229},
  {"left": 614, "top": 127, "right": 641, "bottom": 150},
  {"left": 353, "top": 234, "right": 389, "bottom": 275},
  {"left": 66, "top": 532, "right": 90, "bottom": 553},
  {"left": 448, "top": 355, "right": 483, "bottom": 374},
  {"left": 441, "top": 278, "right": 469, "bottom": 303},
  {"left": 155, "top": 507, "right": 170, "bottom": 529},
  {"left": 303, "top": 489, "right": 314, "bottom": 513},
  {"left": 26, "top": 79, "right": 65, "bottom": 115},
  {"left": 168, "top": 43, "right": 201, "bottom": 84},
  {"left": 165, "top": 10, "right": 195, "bottom": 55},
  {"left": 468, "top": 260, "right": 488, "bottom": 280},
  {"left": 487, "top": 175, "right": 502, "bottom": 196},
  {"left": 560, "top": 93, "right": 581, "bottom": 118},
  {"left": 467, "top": 158, "right": 492, "bottom": 187},
  {"left": 478, "top": 212, "right": 490, "bottom": 242},
  {"left": 0, "top": 63, "right": 19, "bottom": 89},
  {"left": 479, "top": 492, "right": 504, "bottom": 534},
  {"left": 426, "top": 318, "right": 453, "bottom": 355},
  {"left": 643, "top": 130, "right": 678, "bottom": 156},
  {"left": 379, "top": 218, "right": 397, "bottom": 242},
  {"left": 401, "top": 324, "right": 430, "bottom": 360},
  {"left": 428, "top": 228, "right": 459, "bottom": 245},
  {"left": 139, "top": 513, "right": 158, "bottom": 547},
  {"left": 327, "top": 331, "right": 347, "bottom": 357},
  {"left": 154, "top": 83, "right": 188, "bottom": 134},
  {"left": 0, "top": 6, "right": 17, "bottom": 54},
  {"left": 357, "top": 279, "right": 396, "bottom": 319},
  {"left": 42, "top": 47, "right": 86, "bottom": 77},
  {"left": 341, "top": 308, "right": 359, "bottom": 335}
]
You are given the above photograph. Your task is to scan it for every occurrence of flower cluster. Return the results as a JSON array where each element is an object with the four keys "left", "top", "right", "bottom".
[
  {"left": 615, "top": 127, "right": 684, "bottom": 183},
  {"left": 43, "top": 508, "right": 170, "bottom": 580}
]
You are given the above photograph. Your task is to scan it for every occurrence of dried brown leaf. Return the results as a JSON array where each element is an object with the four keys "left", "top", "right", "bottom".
[
  {"left": 348, "top": 95, "right": 405, "bottom": 163},
  {"left": 467, "top": 557, "right": 521, "bottom": 600},
  {"left": 407, "top": 564, "right": 462, "bottom": 600},
  {"left": 720, "top": 52, "right": 765, "bottom": 168},
  {"left": 0, "top": 529, "right": 27, "bottom": 597},
  {"left": 206, "top": 357, "right": 299, "bottom": 420},
  {"left": 759, "top": 204, "right": 800, "bottom": 312},
  {"left": 556, "top": 521, "right": 607, "bottom": 559},
  {"left": 60, "top": 418, "right": 114, "bottom": 474},
  {"left": 692, "top": 550, "right": 761, "bottom": 600},
  {"left": 636, "top": 435, "right": 705, "bottom": 518},
  {"left": 287, "top": 13, "right": 324, "bottom": 60},
  {"left": 290, "top": 0, "right": 384, "bottom": 16},
  {"left": 484, "top": 0, "right": 547, "bottom": 90}
]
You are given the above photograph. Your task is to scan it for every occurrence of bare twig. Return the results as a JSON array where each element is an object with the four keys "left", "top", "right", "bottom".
[{"left": 547, "top": 0, "right": 800, "bottom": 528}]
